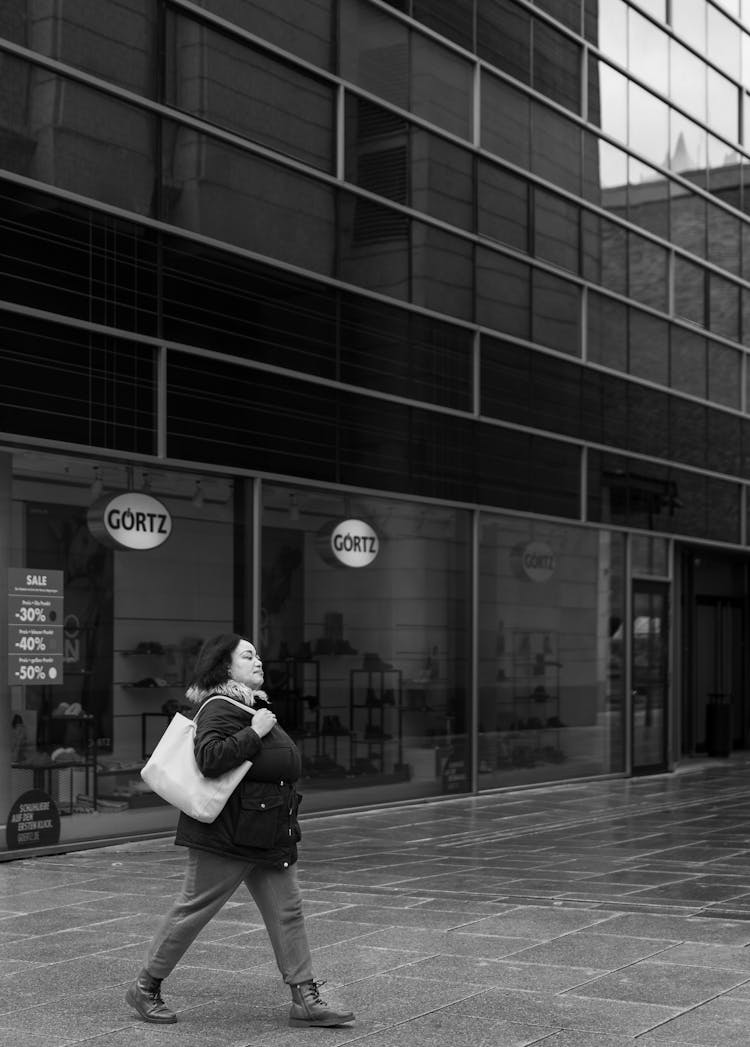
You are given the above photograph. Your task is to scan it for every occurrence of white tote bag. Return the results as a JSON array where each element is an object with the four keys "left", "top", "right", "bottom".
[{"left": 140, "top": 695, "right": 254, "bottom": 823}]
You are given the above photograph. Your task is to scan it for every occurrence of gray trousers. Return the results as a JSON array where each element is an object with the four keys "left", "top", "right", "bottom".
[{"left": 145, "top": 848, "right": 313, "bottom": 986}]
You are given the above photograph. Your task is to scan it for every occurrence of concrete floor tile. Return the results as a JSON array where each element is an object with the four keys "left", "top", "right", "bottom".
[
  {"left": 399, "top": 953, "right": 604, "bottom": 992},
  {"left": 637, "top": 995, "right": 750, "bottom": 1045},
  {"left": 570, "top": 960, "right": 750, "bottom": 1006},
  {"left": 449, "top": 987, "right": 680, "bottom": 1033},
  {"left": 456, "top": 905, "right": 616, "bottom": 939},
  {"left": 510, "top": 930, "right": 673, "bottom": 968}
]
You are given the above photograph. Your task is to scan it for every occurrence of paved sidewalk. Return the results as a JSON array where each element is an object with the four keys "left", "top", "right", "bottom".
[{"left": 3, "top": 759, "right": 750, "bottom": 1046}]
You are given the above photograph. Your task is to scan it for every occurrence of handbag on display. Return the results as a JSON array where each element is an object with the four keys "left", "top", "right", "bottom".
[{"left": 140, "top": 694, "right": 254, "bottom": 823}]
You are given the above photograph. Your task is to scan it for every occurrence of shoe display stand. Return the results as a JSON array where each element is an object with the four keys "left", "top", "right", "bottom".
[
  {"left": 265, "top": 658, "right": 320, "bottom": 744},
  {"left": 496, "top": 630, "right": 566, "bottom": 769},
  {"left": 350, "top": 667, "right": 403, "bottom": 774},
  {"left": 13, "top": 714, "right": 97, "bottom": 814},
  {"left": 118, "top": 644, "right": 186, "bottom": 695}
]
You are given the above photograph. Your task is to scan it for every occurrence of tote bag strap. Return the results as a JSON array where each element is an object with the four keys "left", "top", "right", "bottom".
[{"left": 192, "top": 693, "right": 258, "bottom": 724}]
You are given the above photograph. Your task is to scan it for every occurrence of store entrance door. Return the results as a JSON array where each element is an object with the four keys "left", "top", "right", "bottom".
[
  {"left": 693, "top": 596, "right": 745, "bottom": 753},
  {"left": 631, "top": 582, "right": 669, "bottom": 775}
]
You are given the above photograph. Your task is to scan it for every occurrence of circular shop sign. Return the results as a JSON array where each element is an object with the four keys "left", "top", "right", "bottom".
[
  {"left": 87, "top": 492, "right": 172, "bottom": 551},
  {"left": 6, "top": 789, "right": 61, "bottom": 850},
  {"left": 511, "top": 540, "right": 556, "bottom": 583},
  {"left": 317, "top": 519, "right": 380, "bottom": 568}
]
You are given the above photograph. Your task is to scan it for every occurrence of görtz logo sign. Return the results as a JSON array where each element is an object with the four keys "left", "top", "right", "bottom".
[
  {"left": 318, "top": 519, "right": 380, "bottom": 568},
  {"left": 87, "top": 492, "right": 172, "bottom": 551},
  {"left": 511, "top": 540, "right": 556, "bottom": 583}
]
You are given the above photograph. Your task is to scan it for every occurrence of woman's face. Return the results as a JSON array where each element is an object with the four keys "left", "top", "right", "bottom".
[{"left": 229, "top": 639, "right": 264, "bottom": 690}]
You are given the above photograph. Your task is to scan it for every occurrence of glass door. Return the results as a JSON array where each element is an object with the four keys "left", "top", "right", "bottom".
[{"left": 632, "top": 581, "right": 669, "bottom": 774}]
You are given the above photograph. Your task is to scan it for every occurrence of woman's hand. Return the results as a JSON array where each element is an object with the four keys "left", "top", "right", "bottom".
[{"left": 251, "top": 708, "right": 277, "bottom": 738}]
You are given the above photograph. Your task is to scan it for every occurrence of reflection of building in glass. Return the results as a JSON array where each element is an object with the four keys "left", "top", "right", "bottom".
[{"left": 1, "top": 0, "right": 750, "bottom": 856}]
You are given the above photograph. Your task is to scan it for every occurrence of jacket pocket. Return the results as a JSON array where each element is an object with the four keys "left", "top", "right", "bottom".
[{"left": 234, "top": 794, "right": 284, "bottom": 848}]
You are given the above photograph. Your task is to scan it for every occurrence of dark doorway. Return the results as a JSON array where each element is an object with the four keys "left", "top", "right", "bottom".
[{"left": 682, "top": 550, "right": 748, "bottom": 756}]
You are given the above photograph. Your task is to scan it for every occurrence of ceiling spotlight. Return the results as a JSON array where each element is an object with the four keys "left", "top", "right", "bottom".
[
  {"left": 90, "top": 466, "right": 103, "bottom": 501},
  {"left": 191, "top": 479, "right": 204, "bottom": 508}
]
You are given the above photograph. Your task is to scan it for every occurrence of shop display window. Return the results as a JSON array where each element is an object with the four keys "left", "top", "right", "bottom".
[
  {"left": 261, "top": 485, "right": 473, "bottom": 806},
  {"left": 477, "top": 514, "right": 627, "bottom": 786}
]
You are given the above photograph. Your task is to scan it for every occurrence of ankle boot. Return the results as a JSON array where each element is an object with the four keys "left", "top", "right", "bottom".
[
  {"left": 289, "top": 980, "right": 354, "bottom": 1027},
  {"left": 125, "top": 968, "right": 177, "bottom": 1024}
]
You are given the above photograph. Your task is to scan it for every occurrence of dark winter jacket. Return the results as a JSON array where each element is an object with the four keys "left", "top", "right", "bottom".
[{"left": 174, "top": 685, "right": 302, "bottom": 867}]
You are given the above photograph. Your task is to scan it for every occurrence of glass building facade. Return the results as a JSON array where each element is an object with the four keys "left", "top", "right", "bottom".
[{"left": 1, "top": 0, "right": 749, "bottom": 856}]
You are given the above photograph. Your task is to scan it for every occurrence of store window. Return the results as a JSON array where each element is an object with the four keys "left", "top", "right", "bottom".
[
  {"left": 2, "top": 450, "right": 236, "bottom": 855},
  {"left": 260, "top": 485, "right": 472, "bottom": 808},
  {"left": 477, "top": 514, "right": 626, "bottom": 787}
]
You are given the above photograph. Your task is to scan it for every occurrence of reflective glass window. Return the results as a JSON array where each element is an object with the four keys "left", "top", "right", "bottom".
[
  {"left": 587, "top": 291, "right": 628, "bottom": 371},
  {"left": 742, "top": 33, "right": 750, "bottom": 90},
  {"left": 17, "top": 0, "right": 156, "bottom": 94},
  {"left": 709, "top": 275, "right": 740, "bottom": 342},
  {"left": 630, "top": 7, "right": 668, "bottom": 95},
  {"left": 2, "top": 58, "right": 156, "bottom": 216},
  {"left": 533, "top": 18, "right": 581, "bottom": 113},
  {"left": 669, "top": 397, "right": 707, "bottom": 468},
  {"left": 339, "top": 294, "right": 473, "bottom": 409},
  {"left": 672, "top": 0, "right": 707, "bottom": 55},
  {"left": 596, "top": 0, "right": 628, "bottom": 65},
  {"left": 477, "top": 162, "right": 529, "bottom": 252},
  {"left": 629, "top": 83, "right": 669, "bottom": 169},
  {"left": 166, "top": 14, "right": 335, "bottom": 172},
  {"left": 162, "top": 122, "right": 335, "bottom": 273},
  {"left": 627, "top": 157, "right": 669, "bottom": 240},
  {"left": 410, "top": 131, "right": 475, "bottom": 232},
  {"left": 481, "top": 72, "right": 532, "bottom": 168},
  {"left": 590, "top": 60, "right": 628, "bottom": 143},
  {"left": 478, "top": 428, "right": 581, "bottom": 518},
  {"left": 477, "top": 0, "right": 531, "bottom": 84},
  {"left": 340, "top": 0, "right": 473, "bottom": 140},
  {"left": 532, "top": 270, "right": 581, "bottom": 355},
  {"left": 707, "top": 200, "right": 740, "bottom": 276},
  {"left": 674, "top": 256, "right": 706, "bottom": 327},
  {"left": 708, "top": 69, "right": 740, "bottom": 145},
  {"left": 582, "top": 211, "right": 627, "bottom": 296},
  {"left": 338, "top": 190, "right": 409, "bottom": 301},
  {"left": 598, "top": 139, "right": 628, "bottom": 196},
  {"left": 629, "top": 309, "right": 669, "bottom": 385},
  {"left": 0, "top": 320, "right": 157, "bottom": 454},
  {"left": 708, "top": 339, "right": 741, "bottom": 407},
  {"left": 671, "top": 182, "right": 707, "bottom": 257},
  {"left": 413, "top": 0, "right": 474, "bottom": 50},
  {"left": 531, "top": 103, "right": 582, "bottom": 194},
  {"left": 670, "top": 326, "right": 707, "bottom": 399},
  {"left": 476, "top": 249, "right": 531, "bottom": 339},
  {"left": 477, "top": 514, "right": 625, "bottom": 788},
  {"left": 628, "top": 232, "right": 668, "bottom": 311},
  {"left": 707, "top": 409, "right": 742, "bottom": 475},
  {"left": 0, "top": 183, "right": 157, "bottom": 335},
  {"left": 631, "top": 536, "right": 670, "bottom": 576},
  {"left": 344, "top": 97, "right": 474, "bottom": 232},
  {"left": 708, "top": 4, "right": 741, "bottom": 81},
  {"left": 194, "top": 0, "right": 334, "bottom": 70},
  {"left": 533, "top": 189, "right": 580, "bottom": 273},
  {"left": 162, "top": 240, "right": 338, "bottom": 379},
  {"left": 668, "top": 112, "right": 707, "bottom": 189},
  {"left": 533, "top": 0, "right": 582, "bottom": 33},
  {"left": 670, "top": 39, "right": 706, "bottom": 124},
  {"left": 631, "top": 0, "right": 666, "bottom": 19},
  {"left": 411, "top": 223, "right": 474, "bottom": 322}
]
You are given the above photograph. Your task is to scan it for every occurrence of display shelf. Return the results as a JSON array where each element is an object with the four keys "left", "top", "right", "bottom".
[
  {"left": 496, "top": 629, "right": 565, "bottom": 768},
  {"left": 350, "top": 667, "right": 402, "bottom": 774}
]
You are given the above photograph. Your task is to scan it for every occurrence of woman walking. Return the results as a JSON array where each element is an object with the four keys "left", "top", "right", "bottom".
[{"left": 126, "top": 633, "right": 354, "bottom": 1029}]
